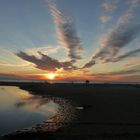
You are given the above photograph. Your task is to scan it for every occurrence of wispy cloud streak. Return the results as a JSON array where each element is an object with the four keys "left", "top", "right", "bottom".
[
  {"left": 48, "top": 0, "right": 82, "bottom": 61},
  {"left": 100, "top": 0, "right": 119, "bottom": 24},
  {"left": 90, "top": 65, "right": 140, "bottom": 77},
  {"left": 82, "top": 59, "right": 95, "bottom": 69},
  {"left": 16, "top": 0, "right": 83, "bottom": 72},
  {"left": 117, "top": 0, "right": 140, "bottom": 25},
  {"left": 83, "top": 24, "right": 140, "bottom": 68},
  {"left": 94, "top": 25, "right": 140, "bottom": 60},
  {"left": 101, "top": 0, "right": 119, "bottom": 11},
  {"left": 83, "top": 0, "right": 140, "bottom": 69},
  {"left": 111, "top": 48, "right": 140, "bottom": 62},
  {"left": 100, "top": 15, "right": 112, "bottom": 23},
  {"left": 96, "top": 69, "right": 140, "bottom": 76}
]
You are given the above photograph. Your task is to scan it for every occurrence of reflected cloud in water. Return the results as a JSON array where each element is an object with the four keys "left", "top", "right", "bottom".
[
  {"left": 15, "top": 96, "right": 76, "bottom": 133},
  {"left": 0, "top": 86, "right": 76, "bottom": 136}
]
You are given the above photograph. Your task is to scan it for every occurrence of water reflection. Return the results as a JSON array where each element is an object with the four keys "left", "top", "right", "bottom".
[
  {"left": 15, "top": 96, "right": 60, "bottom": 117},
  {"left": 13, "top": 97, "right": 76, "bottom": 134},
  {"left": 0, "top": 86, "right": 75, "bottom": 136}
]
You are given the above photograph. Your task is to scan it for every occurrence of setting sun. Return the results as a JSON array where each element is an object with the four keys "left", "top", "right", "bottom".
[{"left": 46, "top": 73, "right": 57, "bottom": 80}]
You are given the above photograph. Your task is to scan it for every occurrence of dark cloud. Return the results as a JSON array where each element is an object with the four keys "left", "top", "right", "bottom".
[
  {"left": 112, "top": 48, "right": 140, "bottom": 62},
  {"left": 82, "top": 59, "right": 95, "bottom": 69},
  {"left": 107, "top": 69, "right": 140, "bottom": 75},
  {"left": 94, "top": 25, "right": 140, "bottom": 60},
  {"left": 17, "top": 51, "right": 78, "bottom": 71},
  {"left": 15, "top": 1, "right": 82, "bottom": 72},
  {"left": 49, "top": 0, "right": 83, "bottom": 61},
  {"left": 0, "top": 73, "right": 22, "bottom": 80},
  {"left": 119, "top": 75, "right": 140, "bottom": 83},
  {"left": 90, "top": 65, "right": 140, "bottom": 77},
  {"left": 83, "top": 25, "right": 140, "bottom": 68}
]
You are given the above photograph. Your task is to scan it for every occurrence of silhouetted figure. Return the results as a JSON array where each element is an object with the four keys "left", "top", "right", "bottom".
[{"left": 85, "top": 80, "right": 90, "bottom": 85}]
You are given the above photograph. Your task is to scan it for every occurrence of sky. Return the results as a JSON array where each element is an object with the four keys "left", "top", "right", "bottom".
[{"left": 0, "top": 0, "right": 140, "bottom": 83}]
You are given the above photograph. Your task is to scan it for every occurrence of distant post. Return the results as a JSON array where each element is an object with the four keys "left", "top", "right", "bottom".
[{"left": 44, "top": 80, "right": 48, "bottom": 84}]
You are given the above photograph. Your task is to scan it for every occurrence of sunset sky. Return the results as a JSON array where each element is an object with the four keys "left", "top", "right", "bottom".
[{"left": 0, "top": 0, "right": 140, "bottom": 82}]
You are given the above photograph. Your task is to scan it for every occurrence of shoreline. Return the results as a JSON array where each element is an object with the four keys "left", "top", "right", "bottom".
[
  {"left": 0, "top": 84, "right": 78, "bottom": 140},
  {"left": 1, "top": 82, "right": 140, "bottom": 139}
]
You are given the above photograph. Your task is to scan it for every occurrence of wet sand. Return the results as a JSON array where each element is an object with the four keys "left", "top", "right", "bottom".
[{"left": 0, "top": 82, "right": 140, "bottom": 140}]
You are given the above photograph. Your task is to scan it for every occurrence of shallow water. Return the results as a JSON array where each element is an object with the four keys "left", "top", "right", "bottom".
[{"left": 0, "top": 86, "right": 60, "bottom": 135}]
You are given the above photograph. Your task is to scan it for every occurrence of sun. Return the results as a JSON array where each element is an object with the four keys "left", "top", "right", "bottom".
[{"left": 46, "top": 73, "right": 57, "bottom": 80}]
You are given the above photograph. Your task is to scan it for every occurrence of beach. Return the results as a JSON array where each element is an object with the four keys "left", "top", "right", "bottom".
[{"left": 0, "top": 82, "right": 140, "bottom": 140}]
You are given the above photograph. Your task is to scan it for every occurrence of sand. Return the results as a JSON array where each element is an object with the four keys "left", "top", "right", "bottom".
[{"left": 0, "top": 82, "right": 140, "bottom": 140}]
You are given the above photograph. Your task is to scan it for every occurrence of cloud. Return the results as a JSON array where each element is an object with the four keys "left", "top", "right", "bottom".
[
  {"left": 111, "top": 48, "right": 140, "bottom": 62},
  {"left": 0, "top": 73, "right": 22, "bottom": 80},
  {"left": 100, "top": 0, "right": 119, "bottom": 24},
  {"left": 17, "top": 51, "right": 78, "bottom": 71},
  {"left": 100, "top": 15, "right": 112, "bottom": 23},
  {"left": 90, "top": 65, "right": 140, "bottom": 77},
  {"left": 15, "top": 0, "right": 82, "bottom": 72},
  {"left": 117, "top": 13, "right": 134, "bottom": 26},
  {"left": 48, "top": 0, "right": 83, "bottom": 61},
  {"left": 119, "top": 74, "right": 140, "bottom": 83},
  {"left": 105, "top": 69, "right": 140, "bottom": 75},
  {"left": 24, "top": 46, "right": 60, "bottom": 56},
  {"left": 82, "top": 59, "right": 95, "bottom": 69},
  {"left": 83, "top": 0, "right": 140, "bottom": 69},
  {"left": 89, "top": 67, "right": 140, "bottom": 82},
  {"left": 128, "top": 0, "right": 140, "bottom": 8},
  {"left": 117, "top": 0, "right": 140, "bottom": 25},
  {"left": 83, "top": 25, "right": 140, "bottom": 68},
  {"left": 101, "top": 0, "right": 119, "bottom": 11},
  {"left": 0, "top": 61, "right": 31, "bottom": 67},
  {"left": 97, "top": 25, "right": 140, "bottom": 58},
  {"left": 0, "top": 73, "right": 41, "bottom": 81}
]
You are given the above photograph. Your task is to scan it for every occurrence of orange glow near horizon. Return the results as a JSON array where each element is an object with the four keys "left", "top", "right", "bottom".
[{"left": 45, "top": 73, "right": 57, "bottom": 80}]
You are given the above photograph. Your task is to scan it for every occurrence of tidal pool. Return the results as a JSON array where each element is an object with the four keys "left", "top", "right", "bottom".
[{"left": 0, "top": 86, "right": 61, "bottom": 135}]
